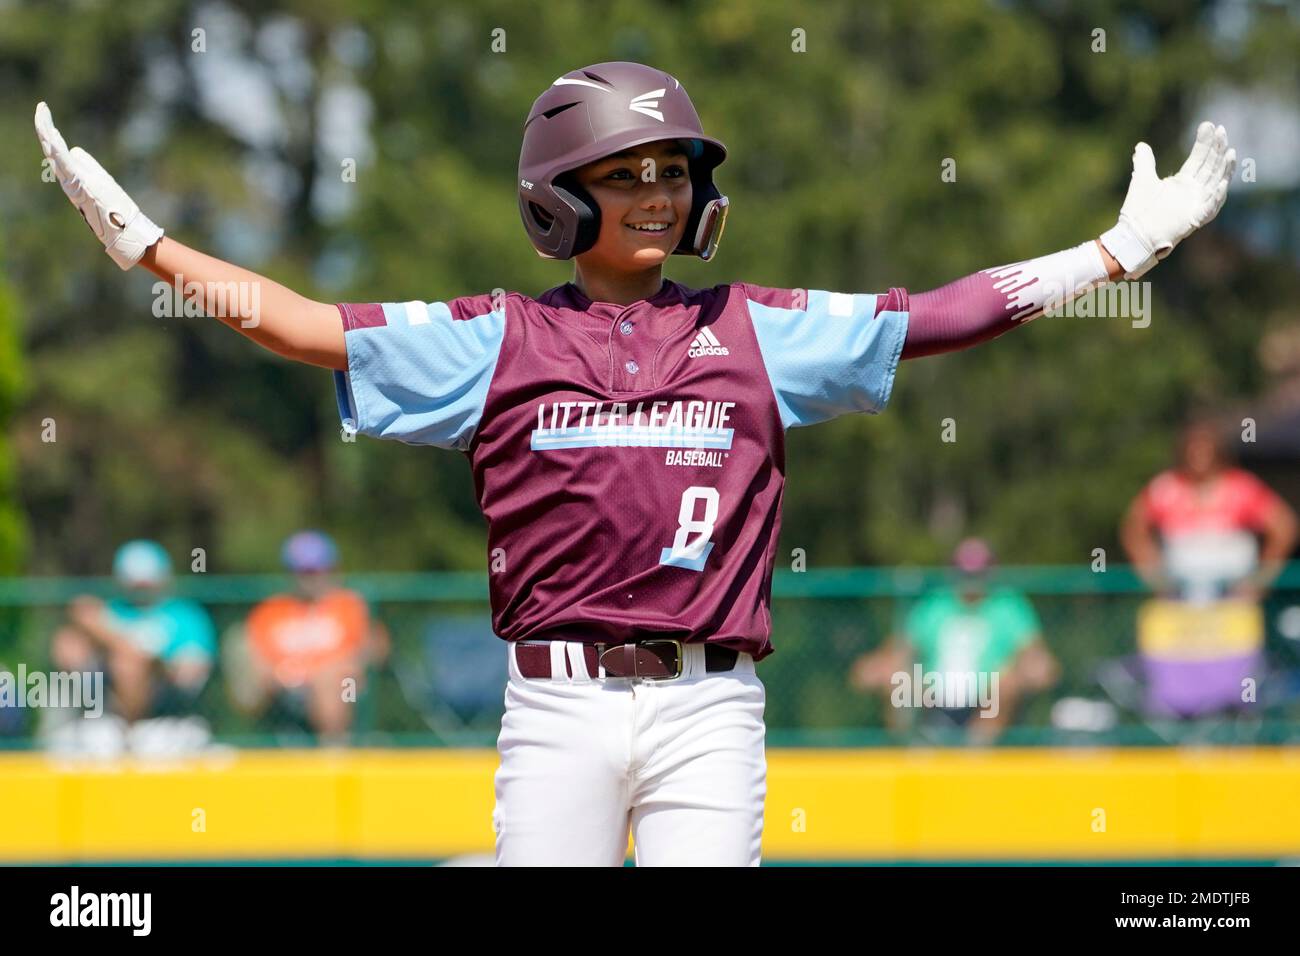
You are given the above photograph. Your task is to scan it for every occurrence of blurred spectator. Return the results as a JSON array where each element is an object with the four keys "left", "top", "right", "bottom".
[
  {"left": 851, "top": 539, "right": 1060, "bottom": 744},
  {"left": 50, "top": 540, "right": 215, "bottom": 723},
  {"left": 227, "top": 531, "right": 389, "bottom": 741},
  {"left": 1113, "top": 419, "right": 1298, "bottom": 720},
  {"left": 0, "top": 657, "right": 27, "bottom": 737},
  {"left": 1120, "top": 418, "right": 1298, "bottom": 603}
]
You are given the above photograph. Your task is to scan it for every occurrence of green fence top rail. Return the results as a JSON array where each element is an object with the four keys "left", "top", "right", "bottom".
[{"left": 5, "top": 562, "right": 1300, "bottom": 605}]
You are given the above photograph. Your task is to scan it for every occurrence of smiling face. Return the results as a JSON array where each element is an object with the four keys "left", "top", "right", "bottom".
[{"left": 569, "top": 139, "right": 694, "bottom": 274}]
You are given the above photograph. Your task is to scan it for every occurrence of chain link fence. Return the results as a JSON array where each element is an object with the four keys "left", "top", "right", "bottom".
[{"left": 3, "top": 567, "right": 1300, "bottom": 748}]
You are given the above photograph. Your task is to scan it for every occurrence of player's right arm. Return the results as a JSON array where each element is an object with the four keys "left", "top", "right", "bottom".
[
  {"left": 35, "top": 103, "right": 345, "bottom": 371},
  {"left": 139, "top": 237, "right": 345, "bottom": 370}
]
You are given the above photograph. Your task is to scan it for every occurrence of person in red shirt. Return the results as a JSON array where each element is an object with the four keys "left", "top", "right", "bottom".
[
  {"left": 1121, "top": 419, "right": 1298, "bottom": 602},
  {"left": 236, "top": 531, "right": 389, "bottom": 740}
]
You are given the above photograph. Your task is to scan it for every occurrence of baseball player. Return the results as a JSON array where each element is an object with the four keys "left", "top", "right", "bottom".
[{"left": 34, "top": 59, "right": 1235, "bottom": 866}]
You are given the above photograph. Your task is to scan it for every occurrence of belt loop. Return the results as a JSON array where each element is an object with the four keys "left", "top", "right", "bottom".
[
  {"left": 596, "top": 643, "right": 606, "bottom": 679},
  {"left": 684, "top": 643, "right": 701, "bottom": 679},
  {"left": 565, "top": 642, "right": 589, "bottom": 682},
  {"left": 549, "top": 641, "right": 569, "bottom": 683},
  {"left": 508, "top": 641, "right": 521, "bottom": 682}
]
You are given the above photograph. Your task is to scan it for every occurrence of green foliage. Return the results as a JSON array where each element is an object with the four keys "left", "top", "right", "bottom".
[
  {"left": 0, "top": 244, "right": 25, "bottom": 575},
  {"left": 0, "top": 0, "right": 1298, "bottom": 585}
]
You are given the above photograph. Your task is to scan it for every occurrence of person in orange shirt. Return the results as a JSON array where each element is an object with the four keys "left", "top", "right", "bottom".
[
  {"left": 1121, "top": 419, "right": 1298, "bottom": 603},
  {"left": 239, "top": 531, "right": 389, "bottom": 740}
]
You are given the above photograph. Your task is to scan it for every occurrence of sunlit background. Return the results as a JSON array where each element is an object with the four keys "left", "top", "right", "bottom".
[{"left": 2, "top": 0, "right": 1300, "bottom": 864}]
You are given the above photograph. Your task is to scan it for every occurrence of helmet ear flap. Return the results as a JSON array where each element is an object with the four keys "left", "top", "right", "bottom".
[
  {"left": 677, "top": 158, "right": 727, "bottom": 258},
  {"left": 692, "top": 196, "right": 728, "bottom": 261},
  {"left": 553, "top": 173, "right": 602, "bottom": 257},
  {"left": 527, "top": 201, "right": 555, "bottom": 230}
]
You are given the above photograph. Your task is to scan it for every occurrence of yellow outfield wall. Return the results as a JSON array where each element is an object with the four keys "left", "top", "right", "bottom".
[{"left": 1, "top": 747, "right": 1298, "bottom": 863}]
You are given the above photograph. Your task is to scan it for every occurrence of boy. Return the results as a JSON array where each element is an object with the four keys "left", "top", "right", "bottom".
[{"left": 34, "top": 60, "right": 1233, "bottom": 864}]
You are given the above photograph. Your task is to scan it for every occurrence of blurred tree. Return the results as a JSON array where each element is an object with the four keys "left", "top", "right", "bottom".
[
  {"left": 0, "top": 225, "right": 26, "bottom": 575},
  {"left": 0, "top": 0, "right": 1297, "bottom": 583}
]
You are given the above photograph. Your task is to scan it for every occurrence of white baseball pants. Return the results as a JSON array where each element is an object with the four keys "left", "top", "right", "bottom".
[{"left": 492, "top": 641, "right": 767, "bottom": 866}]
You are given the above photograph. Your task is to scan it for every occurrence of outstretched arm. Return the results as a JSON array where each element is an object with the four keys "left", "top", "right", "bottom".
[
  {"left": 35, "top": 103, "right": 346, "bottom": 371},
  {"left": 139, "top": 238, "right": 345, "bottom": 370},
  {"left": 897, "top": 122, "right": 1236, "bottom": 360}
]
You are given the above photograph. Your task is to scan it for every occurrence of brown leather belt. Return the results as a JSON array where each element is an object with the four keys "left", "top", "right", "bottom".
[{"left": 514, "top": 639, "right": 739, "bottom": 681}]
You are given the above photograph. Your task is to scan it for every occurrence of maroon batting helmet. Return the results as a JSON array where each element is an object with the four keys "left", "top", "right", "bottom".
[{"left": 518, "top": 61, "right": 729, "bottom": 261}]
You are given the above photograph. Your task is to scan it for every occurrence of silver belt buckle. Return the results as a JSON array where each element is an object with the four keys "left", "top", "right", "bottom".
[{"left": 640, "top": 639, "right": 684, "bottom": 681}]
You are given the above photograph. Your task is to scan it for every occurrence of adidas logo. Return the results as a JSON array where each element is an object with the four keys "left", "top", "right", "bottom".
[{"left": 688, "top": 328, "right": 729, "bottom": 358}]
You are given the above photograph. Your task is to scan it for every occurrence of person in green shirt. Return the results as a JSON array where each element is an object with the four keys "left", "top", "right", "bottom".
[
  {"left": 851, "top": 539, "right": 1059, "bottom": 743},
  {"left": 52, "top": 540, "right": 215, "bottom": 723}
]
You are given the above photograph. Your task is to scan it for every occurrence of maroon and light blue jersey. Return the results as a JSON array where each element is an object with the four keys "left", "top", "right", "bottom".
[{"left": 333, "top": 280, "right": 909, "bottom": 661}]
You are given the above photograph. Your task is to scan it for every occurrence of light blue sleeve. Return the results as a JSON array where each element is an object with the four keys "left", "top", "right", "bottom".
[
  {"left": 745, "top": 287, "right": 909, "bottom": 429},
  {"left": 333, "top": 299, "right": 507, "bottom": 451}
]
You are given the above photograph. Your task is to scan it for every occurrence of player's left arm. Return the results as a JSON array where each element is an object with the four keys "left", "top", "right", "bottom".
[{"left": 899, "top": 121, "right": 1236, "bottom": 360}]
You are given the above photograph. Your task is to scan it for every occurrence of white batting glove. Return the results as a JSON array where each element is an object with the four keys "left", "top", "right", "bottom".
[
  {"left": 34, "top": 101, "right": 163, "bottom": 270},
  {"left": 1100, "top": 121, "right": 1236, "bottom": 280}
]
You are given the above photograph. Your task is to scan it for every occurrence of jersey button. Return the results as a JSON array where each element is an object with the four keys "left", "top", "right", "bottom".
[
  {"left": 625, "top": 360, "right": 639, "bottom": 374},
  {"left": 619, "top": 319, "right": 635, "bottom": 336}
]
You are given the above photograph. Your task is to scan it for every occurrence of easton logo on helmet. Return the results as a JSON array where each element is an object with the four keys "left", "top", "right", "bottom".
[
  {"left": 688, "top": 328, "right": 729, "bottom": 358},
  {"left": 628, "top": 89, "right": 667, "bottom": 122}
]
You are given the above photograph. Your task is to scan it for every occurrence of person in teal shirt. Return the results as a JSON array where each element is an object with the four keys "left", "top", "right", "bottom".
[
  {"left": 851, "top": 539, "right": 1059, "bottom": 743},
  {"left": 52, "top": 540, "right": 215, "bottom": 722}
]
